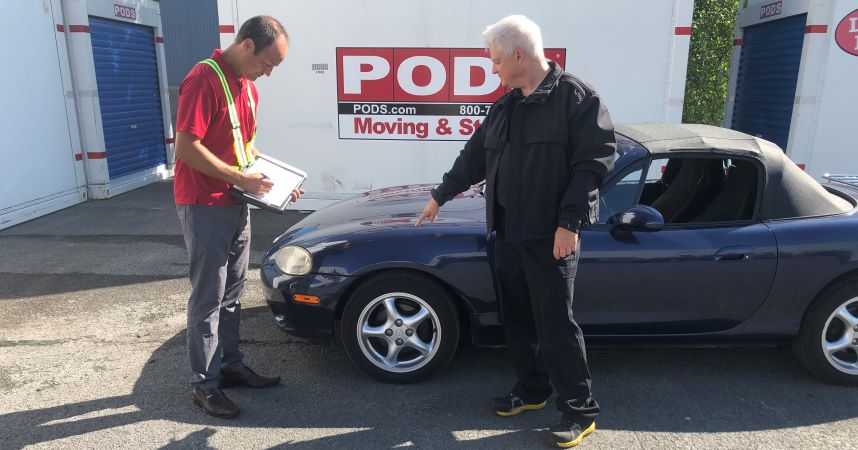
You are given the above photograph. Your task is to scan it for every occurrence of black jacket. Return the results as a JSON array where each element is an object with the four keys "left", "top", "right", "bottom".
[{"left": 431, "top": 61, "right": 616, "bottom": 241}]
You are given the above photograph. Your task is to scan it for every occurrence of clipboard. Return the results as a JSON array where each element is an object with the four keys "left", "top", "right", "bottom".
[{"left": 229, "top": 153, "right": 307, "bottom": 214}]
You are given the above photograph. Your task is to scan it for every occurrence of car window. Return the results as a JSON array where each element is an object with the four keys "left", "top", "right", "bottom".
[
  {"left": 639, "top": 156, "right": 758, "bottom": 224},
  {"left": 598, "top": 166, "right": 644, "bottom": 224},
  {"left": 609, "top": 134, "right": 648, "bottom": 180},
  {"left": 645, "top": 160, "right": 665, "bottom": 182}
]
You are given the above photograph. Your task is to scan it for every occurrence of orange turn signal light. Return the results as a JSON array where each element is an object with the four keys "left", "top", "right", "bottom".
[{"left": 293, "top": 294, "right": 320, "bottom": 304}]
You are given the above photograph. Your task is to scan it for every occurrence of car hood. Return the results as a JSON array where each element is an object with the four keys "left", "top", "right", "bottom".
[{"left": 274, "top": 184, "right": 487, "bottom": 248}]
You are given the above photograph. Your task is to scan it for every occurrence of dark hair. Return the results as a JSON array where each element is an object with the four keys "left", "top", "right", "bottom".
[{"left": 235, "top": 15, "right": 288, "bottom": 54}]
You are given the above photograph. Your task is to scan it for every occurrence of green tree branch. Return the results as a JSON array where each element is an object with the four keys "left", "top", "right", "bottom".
[{"left": 683, "top": 0, "right": 740, "bottom": 125}]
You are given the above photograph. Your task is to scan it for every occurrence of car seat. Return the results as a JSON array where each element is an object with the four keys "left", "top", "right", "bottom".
[
  {"left": 691, "top": 160, "right": 757, "bottom": 222},
  {"left": 649, "top": 158, "right": 707, "bottom": 223}
]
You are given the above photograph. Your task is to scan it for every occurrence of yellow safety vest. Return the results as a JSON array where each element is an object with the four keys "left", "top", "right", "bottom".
[{"left": 199, "top": 58, "right": 257, "bottom": 169}]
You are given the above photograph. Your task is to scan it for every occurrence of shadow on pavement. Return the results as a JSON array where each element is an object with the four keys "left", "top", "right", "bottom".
[{"left": 0, "top": 273, "right": 186, "bottom": 301}]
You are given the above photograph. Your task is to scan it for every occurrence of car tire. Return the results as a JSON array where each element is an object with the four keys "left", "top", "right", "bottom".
[
  {"left": 795, "top": 279, "right": 858, "bottom": 385},
  {"left": 341, "top": 271, "right": 459, "bottom": 383}
]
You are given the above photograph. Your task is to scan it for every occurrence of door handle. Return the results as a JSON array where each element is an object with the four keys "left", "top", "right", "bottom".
[{"left": 714, "top": 245, "right": 753, "bottom": 262}]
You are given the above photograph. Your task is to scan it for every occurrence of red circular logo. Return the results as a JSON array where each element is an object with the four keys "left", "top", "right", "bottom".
[{"left": 835, "top": 9, "right": 858, "bottom": 56}]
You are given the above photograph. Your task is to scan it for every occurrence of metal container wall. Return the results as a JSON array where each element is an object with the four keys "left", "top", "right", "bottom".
[
  {"left": 0, "top": 0, "right": 86, "bottom": 230},
  {"left": 725, "top": 0, "right": 858, "bottom": 177},
  {"left": 1, "top": 0, "right": 174, "bottom": 230},
  {"left": 160, "top": 0, "right": 220, "bottom": 86},
  {"left": 90, "top": 17, "right": 168, "bottom": 179},
  {"left": 217, "top": 0, "right": 696, "bottom": 210}
]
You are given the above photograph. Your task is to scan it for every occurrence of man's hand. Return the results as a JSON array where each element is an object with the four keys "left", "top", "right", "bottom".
[
  {"left": 237, "top": 173, "right": 274, "bottom": 195},
  {"left": 553, "top": 227, "right": 579, "bottom": 260},
  {"left": 415, "top": 198, "right": 440, "bottom": 226},
  {"left": 288, "top": 188, "right": 304, "bottom": 205}
]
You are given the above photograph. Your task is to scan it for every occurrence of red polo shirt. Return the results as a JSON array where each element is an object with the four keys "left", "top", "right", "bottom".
[{"left": 174, "top": 49, "right": 258, "bottom": 205}]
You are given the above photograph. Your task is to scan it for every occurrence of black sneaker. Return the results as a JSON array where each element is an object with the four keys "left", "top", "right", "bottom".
[
  {"left": 192, "top": 387, "right": 239, "bottom": 418},
  {"left": 493, "top": 392, "right": 547, "bottom": 417},
  {"left": 548, "top": 418, "right": 595, "bottom": 448}
]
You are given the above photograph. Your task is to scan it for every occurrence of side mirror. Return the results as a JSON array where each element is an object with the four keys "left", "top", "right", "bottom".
[{"left": 609, "top": 205, "right": 664, "bottom": 232}]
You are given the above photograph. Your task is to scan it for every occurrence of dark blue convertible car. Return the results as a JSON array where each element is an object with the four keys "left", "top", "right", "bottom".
[{"left": 261, "top": 123, "right": 858, "bottom": 385}]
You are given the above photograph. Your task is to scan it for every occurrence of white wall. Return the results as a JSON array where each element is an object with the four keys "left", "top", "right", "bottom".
[
  {"left": 0, "top": 0, "right": 85, "bottom": 230},
  {"left": 805, "top": 0, "right": 858, "bottom": 176},
  {"left": 726, "top": 0, "right": 858, "bottom": 178},
  {"left": 222, "top": 0, "right": 693, "bottom": 206}
]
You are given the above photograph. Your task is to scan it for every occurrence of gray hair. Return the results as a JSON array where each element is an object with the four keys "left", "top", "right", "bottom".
[{"left": 482, "top": 15, "right": 544, "bottom": 61}]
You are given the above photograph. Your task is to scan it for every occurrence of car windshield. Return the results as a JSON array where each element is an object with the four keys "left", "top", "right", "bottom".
[
  {"left": 593, "top": 134, "right": 649, "bottom": 223},
  {"left": 609, "top": 134, "right": 648, "bottom": 180}
]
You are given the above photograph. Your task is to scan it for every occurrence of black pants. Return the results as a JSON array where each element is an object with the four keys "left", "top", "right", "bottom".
[{"left": 494, "top": 227, "right": 599, "bottom": 427}]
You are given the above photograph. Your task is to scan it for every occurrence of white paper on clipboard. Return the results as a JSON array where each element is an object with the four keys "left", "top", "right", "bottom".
[{"left": 236, "top": 154, "right": 306, "bottom": 210}]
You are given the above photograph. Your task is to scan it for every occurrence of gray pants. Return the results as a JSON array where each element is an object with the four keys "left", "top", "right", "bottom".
[{"left": 177, "top": 203, "right": 250, "bottom": 389}]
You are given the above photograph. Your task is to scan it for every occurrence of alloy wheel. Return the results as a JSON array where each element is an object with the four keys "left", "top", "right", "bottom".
[
  {"left": 821, "top": 296, "right": 858, "bottom": 375},
  {"left": 356, "top": 292, "right": 441, "bottom": 373}
]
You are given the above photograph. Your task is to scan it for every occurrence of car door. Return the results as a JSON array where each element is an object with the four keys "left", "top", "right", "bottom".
[{"left": 574, "top": 158, "right": 778, "bottom": 335}]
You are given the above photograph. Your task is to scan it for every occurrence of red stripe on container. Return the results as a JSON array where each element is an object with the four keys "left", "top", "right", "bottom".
[
  {"left": 166, "top": 138, "right": 175, "bottom": 144},
  {"left": 675, "top": 26, "right": 692, "bottom": 35},
  {"left": 805, "top": 25, "right": 827, "bottom": 33},
  {"left": 87, "top": 152, "right": 107, "bottom": 159},
  {"left": 733, "top": 39, "right": 743, "bottom": 46},
  {"left": 56, "top": 24, "right": 64, "bottom": 32},
  {"left": 74, "top": 153, "right": 83, "bottom": 161},
  {"left": 155, "top": 36, "right": 164, "bottom": 43},
  {"left": 68, "top": 25, "right": 90, "bottom": 33},
  {"left": 219, "top": 25, "right": 235, "bottom": 33}
]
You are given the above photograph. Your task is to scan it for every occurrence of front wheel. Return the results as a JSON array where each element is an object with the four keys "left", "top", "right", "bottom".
[
  {"left": 341, "top": 271, "right": 460, "bottom": 383},
  {"left": 795, "top": 281, "right": 858, "bottom": 385}
]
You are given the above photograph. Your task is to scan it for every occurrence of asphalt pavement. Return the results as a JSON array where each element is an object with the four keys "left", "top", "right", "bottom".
[{"left": 0, "top": 180, "right": 856, "bottom": 449}]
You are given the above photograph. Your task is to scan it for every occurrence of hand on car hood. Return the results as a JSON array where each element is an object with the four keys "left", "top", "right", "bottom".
[{"left": 274, "top": 184, "right": 486, "bottom": 247}]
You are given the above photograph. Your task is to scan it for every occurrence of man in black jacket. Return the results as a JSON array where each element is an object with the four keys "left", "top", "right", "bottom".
[{"left": 416, "top": 15, "right": 615, "bottom": 448}]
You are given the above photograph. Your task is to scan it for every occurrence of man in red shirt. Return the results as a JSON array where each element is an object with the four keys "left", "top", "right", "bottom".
[{"left": 174, "top": 15, "right": 300, "bottom": 418}]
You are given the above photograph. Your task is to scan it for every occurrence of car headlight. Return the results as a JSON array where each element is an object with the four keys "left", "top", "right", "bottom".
[{"left": 272, "top": 246, "right": 312, "bottom": 275}]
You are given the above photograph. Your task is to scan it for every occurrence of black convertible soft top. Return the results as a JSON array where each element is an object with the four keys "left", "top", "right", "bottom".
[{"left": 615, "top": 123, "right": 852, "bottom": 220}]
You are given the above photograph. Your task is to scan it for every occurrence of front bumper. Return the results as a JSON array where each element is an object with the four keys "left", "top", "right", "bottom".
[{"left": 261, "top": 261, "right": 357, "bottom": 341}]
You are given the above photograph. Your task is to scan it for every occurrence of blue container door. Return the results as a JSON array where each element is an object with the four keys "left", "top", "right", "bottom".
[
  {"left": 731, "top": 14, "right": 807, "bottom": 151},
  {"left": 90, "top": 17, "right": 167, "bottom": 180}
]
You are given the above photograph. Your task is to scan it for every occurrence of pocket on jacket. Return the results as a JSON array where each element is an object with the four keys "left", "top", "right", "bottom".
[{"left": 523, "top": 129, "right": 568, "bottom": 146}]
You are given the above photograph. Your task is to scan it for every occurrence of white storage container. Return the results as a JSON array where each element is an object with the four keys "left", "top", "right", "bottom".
[
  {"left": 1, "top": 0, "right": 174, "bottom": 230},
  {"left": 217, "top": 0, "right": 695, "bottom": 209},
  {"left": 725, "top": 0, "right": 858, "bottom": 178}
]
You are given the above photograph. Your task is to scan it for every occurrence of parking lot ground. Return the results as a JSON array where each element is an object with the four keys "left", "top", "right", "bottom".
[{"left": 1, "top": 181, "right": 856, "bottom": 449}]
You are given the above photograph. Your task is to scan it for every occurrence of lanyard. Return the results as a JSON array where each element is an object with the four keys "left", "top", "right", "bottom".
[{"left": 199, "top": 59, "right": 257, "bottom": 169}]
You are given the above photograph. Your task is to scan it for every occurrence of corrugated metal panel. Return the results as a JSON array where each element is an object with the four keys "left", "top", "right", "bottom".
[
  {"left": 160, "top": 0, "right": 220, "bottom": 85},
  {"left": 90, "top": 17, "right": 167, "bottom": 179},
  {"left": 731, "top": 14, "right": 806, "bottom": 151}
]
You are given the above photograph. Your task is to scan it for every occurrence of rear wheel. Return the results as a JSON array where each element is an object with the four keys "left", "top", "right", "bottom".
[
  {"left": 795, "top": 281, "right": 858, "bottom": 385},
  {"left": 341, "top": 271, "right": 459, "bottom": 383}
]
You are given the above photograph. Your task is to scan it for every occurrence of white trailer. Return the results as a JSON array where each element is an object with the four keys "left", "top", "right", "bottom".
[
  {"left": 1, "top": 1, "right": 86, "bottom": 229},
  {"left": 1, "top": 0, "right": 174, "bottom": 230},
  {"left": 217, "top": 0, "right": 695, "bottom": 209},
  {"left": 725, "top": 0, "right": 858, "bottom": 178}
]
